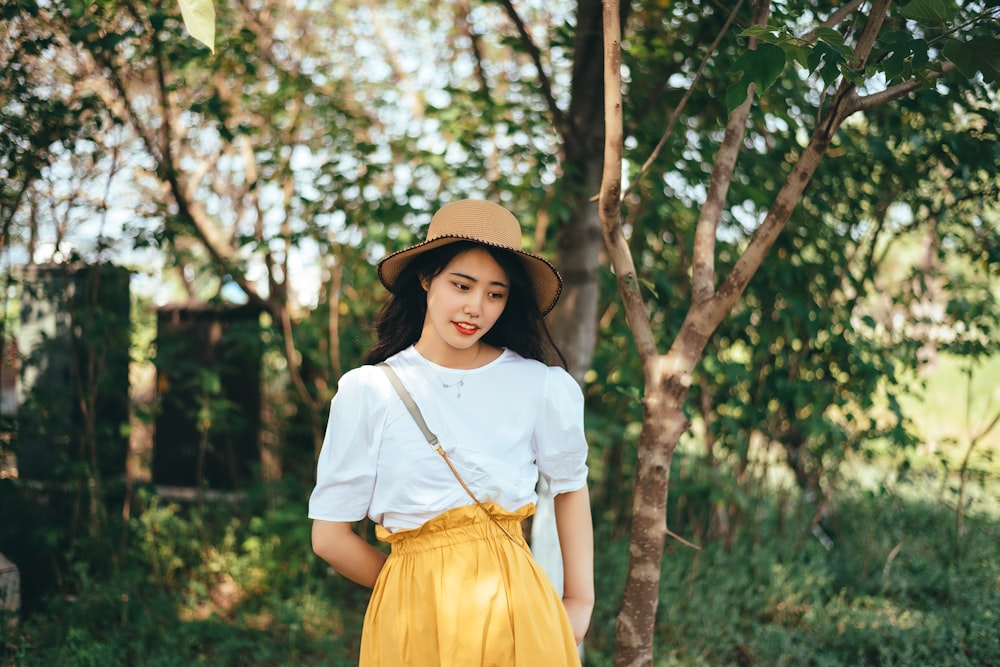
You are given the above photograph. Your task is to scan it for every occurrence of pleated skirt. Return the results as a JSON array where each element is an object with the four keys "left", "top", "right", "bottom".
[{"left": 359, "top": 503, "right": 581, "bottom": 667}]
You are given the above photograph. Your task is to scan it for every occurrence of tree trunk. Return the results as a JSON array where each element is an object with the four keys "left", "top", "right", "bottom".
[
  {"left": 914, "top": 214, "right": 943, "bottom": 375},
  {"left": 549, "top": 170, "right": 603, "bottom": 382},
  {"left": 530, "top": 0, "right": 609, "bottom": 603},
  {"left": 548, "top": 0, "right": 610, "bottom": 381},
  {"left": 596, "top": 0, "right": 918, "bottom": 663}
]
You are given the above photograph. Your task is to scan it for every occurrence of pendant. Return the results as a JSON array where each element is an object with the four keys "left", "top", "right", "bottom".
[{"left": 442, "top": 379, "right": 464, "bottom": 398}]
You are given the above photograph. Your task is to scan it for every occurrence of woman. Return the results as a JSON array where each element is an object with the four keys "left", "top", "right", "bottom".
[{"left": 310, "top": 199, "right": 593, "bottom": 666}]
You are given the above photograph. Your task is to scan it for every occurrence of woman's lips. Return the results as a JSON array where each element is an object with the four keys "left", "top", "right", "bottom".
[{"left": 453, "top": 321, "right": 478, "bottom": 336}]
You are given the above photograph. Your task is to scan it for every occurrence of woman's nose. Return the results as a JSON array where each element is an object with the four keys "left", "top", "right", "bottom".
[{"left": 463, "top": 292, "right": 484, "bottom": 316}]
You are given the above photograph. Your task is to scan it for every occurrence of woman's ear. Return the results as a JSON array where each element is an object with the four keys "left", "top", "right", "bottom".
[{"left": 419, "top": 274, "right": 430, "bottom": 291}]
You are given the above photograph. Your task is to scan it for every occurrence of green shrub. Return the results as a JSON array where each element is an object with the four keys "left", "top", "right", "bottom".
[{"left": 3, "top": 469, "right": 997, "bottom": 666}]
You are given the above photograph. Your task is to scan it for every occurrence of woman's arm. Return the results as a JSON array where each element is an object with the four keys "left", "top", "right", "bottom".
[
  {"left": 312, "top": 520, "right": 387, "bottom": 588},
  {"left": 553, "top": 485, "right": 595, "bottom": 644}
]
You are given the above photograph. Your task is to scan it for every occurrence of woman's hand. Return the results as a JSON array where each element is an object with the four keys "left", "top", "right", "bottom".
[{"left": 562, "top": 595, "right": 594, "bottom": 645}]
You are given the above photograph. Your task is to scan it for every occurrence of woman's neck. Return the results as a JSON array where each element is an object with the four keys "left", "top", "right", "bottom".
[{"left": 414, "top": 341, "right": 491, "bottom": 369}]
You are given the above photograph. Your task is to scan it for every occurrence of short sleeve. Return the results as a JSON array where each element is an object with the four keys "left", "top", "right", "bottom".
[
  {"left": 308, "top": 367, "right": 387, "bottom": 522},
  {"left": 533, "top": 366, "right": 589, "bottom": 495}
]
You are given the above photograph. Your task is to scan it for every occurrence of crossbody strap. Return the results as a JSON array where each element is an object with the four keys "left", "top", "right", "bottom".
[
  {"left": 377, "top": 362, "right": 524, "bottom": 547},
  {"left": 378, "top": 362, "right": 440, "bottom": 448}
]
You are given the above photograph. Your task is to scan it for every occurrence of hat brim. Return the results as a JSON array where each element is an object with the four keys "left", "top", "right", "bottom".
[{"left": 377, "top": 235, "right": 563, "bottom": 316}]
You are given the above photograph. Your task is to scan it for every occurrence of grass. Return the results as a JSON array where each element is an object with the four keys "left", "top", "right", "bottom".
[
  {"left": 583, "top": 472, "right": 1000, "bottom": 667},
  {"left": 2, "top": 355, "right": 998, "bottom": 666},
  {"left": 2, "top": 464, "right": 998, "bottom": 667},
  {"left": 0, "top": 481, "right": 371, "bottom": 667},
  {"left": 899, "top": 352, "right": 1000, "bottom": 465}
]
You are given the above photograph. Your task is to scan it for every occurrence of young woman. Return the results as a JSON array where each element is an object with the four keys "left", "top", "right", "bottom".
[{"left": 309, "top": 199, "right": 594, "bottom": 666}]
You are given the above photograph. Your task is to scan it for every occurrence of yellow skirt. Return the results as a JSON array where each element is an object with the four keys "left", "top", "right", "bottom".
[{"left": 359, "top": 503, "right": 581, "bottom": 667}]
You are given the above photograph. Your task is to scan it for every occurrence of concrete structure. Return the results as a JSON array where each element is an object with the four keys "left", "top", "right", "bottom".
[
  {"left": 0, "top": 551, "right": 19, "bottom": 617},
  {"left": 16, "top": 264, "right": 130, "bottom": 481},
  {"left": 153, "top": 303, "right": 263, "bottom": 490}
]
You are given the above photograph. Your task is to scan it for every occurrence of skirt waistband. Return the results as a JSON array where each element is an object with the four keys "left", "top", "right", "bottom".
[{"left": 376, "top": 503, "right": 535, "bottom": 555}]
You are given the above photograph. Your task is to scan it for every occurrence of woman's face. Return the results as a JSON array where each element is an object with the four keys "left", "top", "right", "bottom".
[{"left": 417, "top": 247, "right": 510, "bottom": 364}]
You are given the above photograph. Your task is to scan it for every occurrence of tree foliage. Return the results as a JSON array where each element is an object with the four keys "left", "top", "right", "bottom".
[
  {"left": 596, "top": 0, "right": 998, "bottom": 662},
  {"left": 1, "top": 0, "right": 998, "bottom": 664}
]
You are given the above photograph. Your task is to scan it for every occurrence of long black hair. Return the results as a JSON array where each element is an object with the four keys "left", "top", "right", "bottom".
[{"left": 363, "top": 241, "right": 565, "bottom": 366}]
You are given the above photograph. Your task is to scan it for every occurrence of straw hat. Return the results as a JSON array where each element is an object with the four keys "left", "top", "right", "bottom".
[{"left": 377, "top": 199, "right": 563, "bottom": 315}]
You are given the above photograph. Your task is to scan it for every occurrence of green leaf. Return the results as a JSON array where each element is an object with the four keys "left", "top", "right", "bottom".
[
  {"left": 730, "top": 43, "right": 787, "bottom": 93},
  {"left": 911, "top": 39, "right": 929, "bottom": 70},
  {"left": 876, "top": 33, "right": 930, "bottom": 81},
  {"left": 899, "top": 0, "right": 952, "bottom": 25},
  {"left": 638, "top": 277, "right": 659, "bottom": 299},
  {"left": 813, "top": 27, "right": 847, "bottom": 48},
  {"left": 808, "top": 42, "right": 846, "bottom": 87},
  {"left": 726, "top": 76, "right": 751, "bottom": 114},
  {"left": 177, "top": 0, "right": 215, "bottom": 53},
  {"left": 880, "top": 29, "right": 917, "bottom": 50},
  {"left": 967, "top": 36, "right": 1000, "bottom": 83},
  {"left": 740, "top": 26, "right": 780, "bottom": 41},
  {"left": 752, "top": 43, "right": 787, "bottom": 90},
  {"left": 883, "top": 47, "right": 907, "bottom": 82},
  {"left": 779, "top": 42, "right": 810, "bottom": 69},
  {"left": 943, "top": 36, "right": 1000, "bottom": 82}
]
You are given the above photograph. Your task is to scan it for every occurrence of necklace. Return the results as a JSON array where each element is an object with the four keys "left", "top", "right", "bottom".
[{"left": 421, "top": 345, "right": 481, "bottom": 398}]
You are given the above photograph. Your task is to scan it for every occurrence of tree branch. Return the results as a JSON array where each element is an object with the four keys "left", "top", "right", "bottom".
[
  {"left": 359, "top": 0, "right": 425, "bottom": 119},
  {"left": 280, "top": 303, "right": 321, "bottom": 415},
  {"left": 848, "top": 62, "right": 957, "bottom": 113},
  {"left": 623, "top": 0, "right": 747, "bottom": 201},
  {"left": 971, "top": 406, "right": 1000, "bottom": 447},
  {"left": 327, "top": 246, "right": 345, "bottom": 382},
  {"left": 498, "top": 0, "right": 568, "bottom": 131},
  {"left": 691, "top": 0, "right": 771, "bottom": 303},
  {"left": 852, "top": 0, "right": 890, "bottom": 69},
  {"left": 147, "top": 33, "right": 268, "bottom": 310},
  {"left": 711, "top": 108, "right": 836, "bottom": 326},
  {"left": 802, "top": 0, "right": 864, "bottom": 44},
  {"left": 598, "top": 0, "right": 658, "bottom": 367},
  {"left": 455, "top": 0, "right": 492, "bottom": 99},
  {"left": 666, "top": 528, "right": 702, "bottom": 551}
]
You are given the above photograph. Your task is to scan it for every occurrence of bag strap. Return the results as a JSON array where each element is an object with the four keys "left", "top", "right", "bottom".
[
  {"left": 377, "top": 362, "right": 523, "bottom": 546},
  {"left": 378, "top": 362, "right": 440, "bottom": 449}
]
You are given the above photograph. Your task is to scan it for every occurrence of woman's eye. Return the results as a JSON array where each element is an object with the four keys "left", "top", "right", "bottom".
[{"left": 453, "top": 282, "right": 470, "bottom": 291}]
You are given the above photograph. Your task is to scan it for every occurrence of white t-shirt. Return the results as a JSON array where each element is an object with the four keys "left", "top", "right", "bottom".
[{"left": 308, "top": 345, "right": 589, "bottom": 533}]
